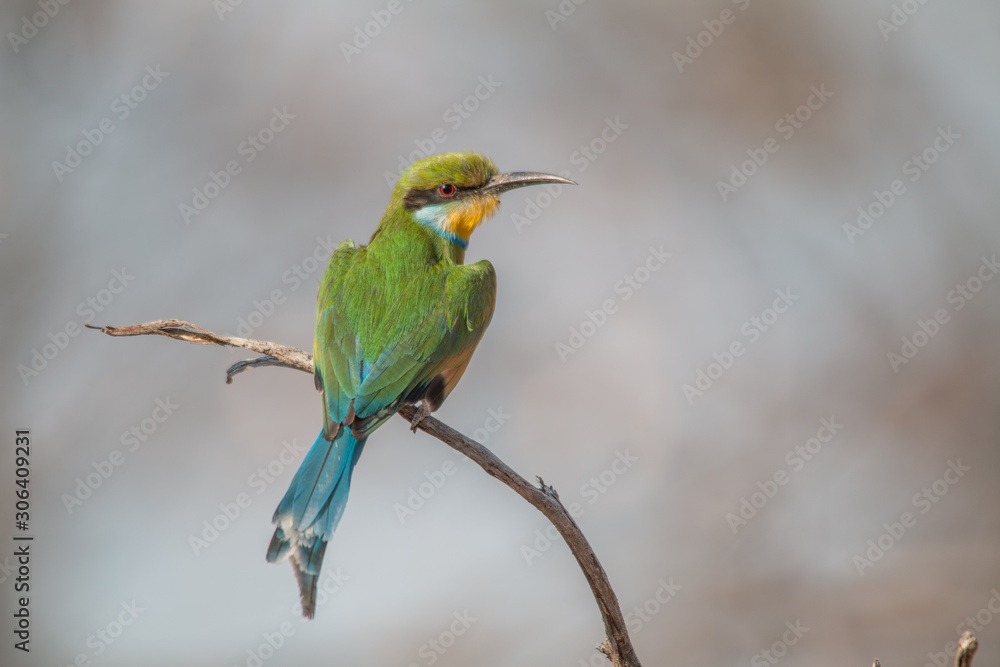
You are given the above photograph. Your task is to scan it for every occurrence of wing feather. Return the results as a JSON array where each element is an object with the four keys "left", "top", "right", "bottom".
[{"left": 314, "top": 245, "right": 496, "bottom": 439}]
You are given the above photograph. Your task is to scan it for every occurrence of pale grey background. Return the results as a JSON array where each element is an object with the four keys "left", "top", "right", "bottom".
[{"left": 1, "top": 1, "right": 999, "bottom": 666}]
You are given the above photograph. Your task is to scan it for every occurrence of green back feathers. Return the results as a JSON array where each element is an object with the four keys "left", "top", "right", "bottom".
[{"left": 314, "top": 223, "right": 496, "bottom": 435}]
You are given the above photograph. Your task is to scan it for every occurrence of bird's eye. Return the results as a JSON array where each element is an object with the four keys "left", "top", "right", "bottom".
[{"left": 438, "top": 183, "right": 456, "bottom": 197}]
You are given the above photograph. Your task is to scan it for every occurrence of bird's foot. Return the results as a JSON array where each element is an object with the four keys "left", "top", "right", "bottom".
[{"left": 409, "top": 401, "right": 430, "bottom": 433}]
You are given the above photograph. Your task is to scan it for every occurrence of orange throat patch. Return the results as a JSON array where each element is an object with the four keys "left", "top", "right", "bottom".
[{"left": 442, "top": 195, "right": 500, "bottom": 243}]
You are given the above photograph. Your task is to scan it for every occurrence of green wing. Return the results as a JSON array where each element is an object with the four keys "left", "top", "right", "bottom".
[{"left": 314, "top": 242, "right": 495, "bottom": 440}]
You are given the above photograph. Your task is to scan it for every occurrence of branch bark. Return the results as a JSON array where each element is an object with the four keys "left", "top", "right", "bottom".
[
  {"left": 869, "top": 630, "right": 978, "bottom": 666},
  {"left": 955, "top": 631, "right": 978, "bottom": 667},
  {"left": 88, "top": 319, "right": 642, "bottom": 667}
]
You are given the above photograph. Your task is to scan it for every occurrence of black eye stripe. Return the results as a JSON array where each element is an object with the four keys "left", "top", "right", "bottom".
[
  {"left": 403, "top": 189, "right": 433, "bottom": 210},
  {"left": 403, "top": 185, "right": 474, "bottom": 210}
]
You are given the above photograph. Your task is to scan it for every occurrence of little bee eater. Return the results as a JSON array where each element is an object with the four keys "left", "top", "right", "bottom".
[{"left": 267, "top": 152, "right": 574, "bottom": 616}]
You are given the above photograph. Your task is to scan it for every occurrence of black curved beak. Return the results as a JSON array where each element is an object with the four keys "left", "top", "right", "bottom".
[{"left": 479, "top": 171, "right": 577, "bottom": 196}]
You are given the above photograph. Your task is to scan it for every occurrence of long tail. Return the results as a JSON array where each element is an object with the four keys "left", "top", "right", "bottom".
[{"left": 266, "top": 428, "right": 366, "bottom": 618}]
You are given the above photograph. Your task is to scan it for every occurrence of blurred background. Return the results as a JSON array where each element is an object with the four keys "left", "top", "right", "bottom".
[{"left": 1, "top": 1, "right": 998, "bottom": 666}]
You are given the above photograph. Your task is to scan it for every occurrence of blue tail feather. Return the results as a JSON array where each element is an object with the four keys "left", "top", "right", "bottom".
[{"left": 267, "top": 428, "right": 366, "bottom": 618}]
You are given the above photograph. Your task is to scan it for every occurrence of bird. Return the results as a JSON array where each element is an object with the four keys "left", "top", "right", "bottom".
[{"left": 266, "top": 152, "right": 574, "bottom": 617}]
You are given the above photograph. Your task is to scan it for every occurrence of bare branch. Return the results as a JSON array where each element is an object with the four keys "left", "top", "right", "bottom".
[
  {"left": 225, "top": 356, "right": 306, "bottom": 384},
  {"left": 90, "top": 319, "right": 642, "bottom": 667},
  {"left": 85, "top": 320, "right": 314, "bottom": 373},
  {"left": 956, "top": 632, "right": 978, "bottom": 667},
  {"left": 396, "top": 404, "right": 641, "bottom": 667}
]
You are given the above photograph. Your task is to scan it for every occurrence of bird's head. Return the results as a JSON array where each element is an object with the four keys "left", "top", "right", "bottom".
[{"left": 391, "top": 152, "right": 575, "bottom": 248}]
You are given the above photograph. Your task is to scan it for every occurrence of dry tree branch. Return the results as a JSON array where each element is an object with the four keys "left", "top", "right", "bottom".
[
  {"left": 87, "top": 319, "right": 642, "bottom": 667},
  {"left": 869, "top": 630, "right": 978, "bottom": 667},
  {"left": 955, "top": 631, "right": 978, "bottom": 667},
  {"left": 91, "top": 319, "right": 984, "bottom": 667}
]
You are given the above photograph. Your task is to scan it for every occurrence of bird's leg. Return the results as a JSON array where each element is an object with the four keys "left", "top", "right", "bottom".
[{"left": 409, "top": 399, "right": 432, "bottom": 432}]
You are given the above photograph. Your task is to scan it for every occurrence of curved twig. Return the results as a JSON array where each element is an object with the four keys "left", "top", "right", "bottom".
[
  {"left": 955, "top": 631, "right": 978, "bottom": 667},
  {"left": 85, "top": 320, "right": 313, "bottom": 371},
  {"left": 224, "top": 355, "right": 307, "bottom": 383},
  {"left": 89, "top": 319, "right": 642, "bottom": 667}
]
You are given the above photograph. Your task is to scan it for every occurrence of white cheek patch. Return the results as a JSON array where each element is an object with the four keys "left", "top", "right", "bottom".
[{"left": 414, "top": 204, "right": 450, "bottom": 228}]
